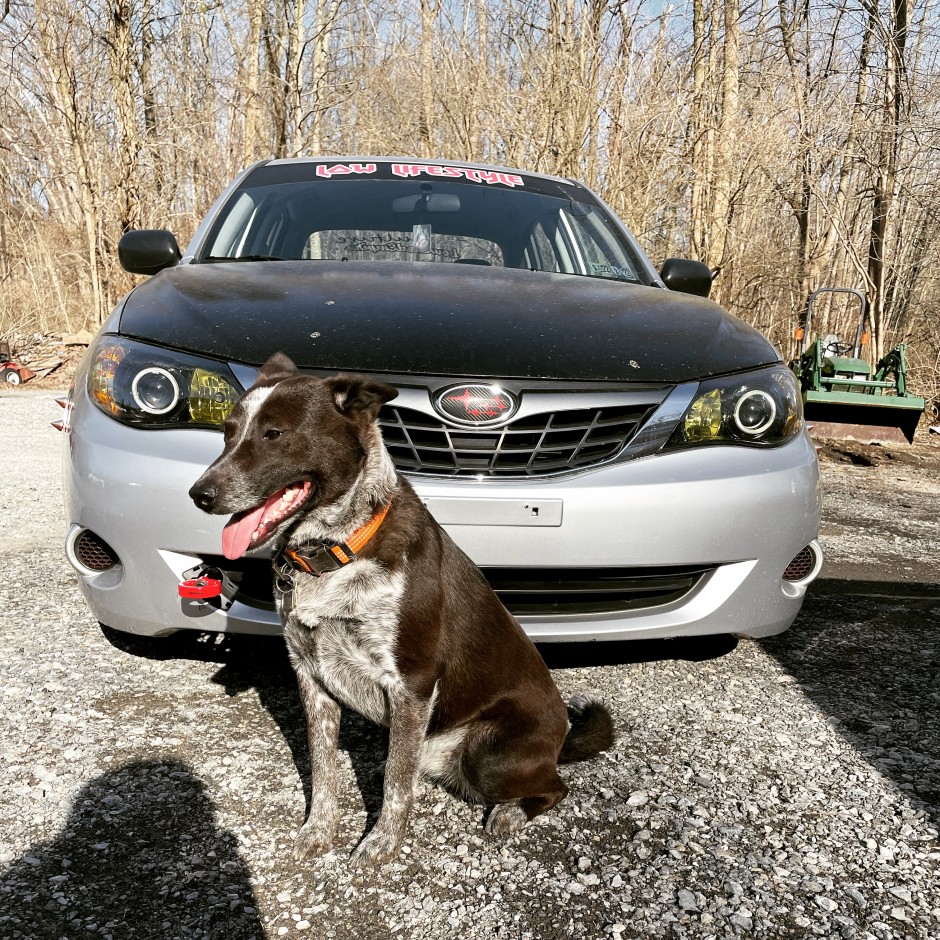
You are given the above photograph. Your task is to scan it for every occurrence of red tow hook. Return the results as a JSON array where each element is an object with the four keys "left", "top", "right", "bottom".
[{"left": 178, "top": 577, "right": 223, "bottom": 599}]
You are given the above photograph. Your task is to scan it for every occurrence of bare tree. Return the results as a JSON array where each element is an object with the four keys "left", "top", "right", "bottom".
[
  {"left": 1, "top": 0, "right": 939, "bottom": 400},
  {"left": 865, "top": 0, "right": 908, "bottom": 361}
]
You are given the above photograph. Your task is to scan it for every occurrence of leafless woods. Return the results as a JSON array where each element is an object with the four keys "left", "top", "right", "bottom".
[{"left": 1, "top": 0, "right": 938, "bottom": 403}]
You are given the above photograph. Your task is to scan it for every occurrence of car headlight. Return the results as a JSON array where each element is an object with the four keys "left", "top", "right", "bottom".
[
  {"left": 88, "top": 336, "right": 243, "bottom": 428},
  {"left": 666, "top": 365, "right": 802, "bottom": 448}
]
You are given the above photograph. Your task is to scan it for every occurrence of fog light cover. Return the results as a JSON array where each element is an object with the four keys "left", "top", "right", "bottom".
[
  {"left": 74, "top": 530, "right": 120, "bottom": 572},
  {"left": 782, "top": 543, "right": 822, "bottom": 584}
]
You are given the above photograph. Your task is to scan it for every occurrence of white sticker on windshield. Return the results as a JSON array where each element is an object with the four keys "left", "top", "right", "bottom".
[{"left": 589, "top": 262, "right": 635, "bottom": 280}]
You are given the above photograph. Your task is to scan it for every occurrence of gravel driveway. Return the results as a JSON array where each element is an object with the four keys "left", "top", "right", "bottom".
[{"left": 1, "top": 391, "right": 938, "bottom": 940}]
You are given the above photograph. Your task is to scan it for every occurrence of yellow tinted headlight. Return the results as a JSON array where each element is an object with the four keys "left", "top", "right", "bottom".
[
  {"left": 682, "top": 388, "right": 722, "bottom": 442},
  {"left": 189, "top": 369, "right": 239, "bottom": 425}
]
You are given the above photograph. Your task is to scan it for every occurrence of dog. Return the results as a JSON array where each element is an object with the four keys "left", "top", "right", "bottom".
[{"left": 189, "top": 352, "right": 614, "bottom": 866}]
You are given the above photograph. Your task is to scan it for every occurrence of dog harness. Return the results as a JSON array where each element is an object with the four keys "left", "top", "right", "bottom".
[{"left": 273, "top": 499, "right": 393, "bottom": 604}]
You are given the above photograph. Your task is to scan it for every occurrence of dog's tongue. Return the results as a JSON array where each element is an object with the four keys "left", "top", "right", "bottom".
[
  {"left": 221, "top": 481, "right": 312, "bottom": 560},
  {"left": 221, "top": 502, "right": 269, "bottom": 560}
]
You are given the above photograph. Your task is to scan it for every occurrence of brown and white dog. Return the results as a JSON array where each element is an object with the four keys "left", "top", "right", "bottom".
[{"left": 189, "top": 353, "right": 614, "bottom": 866}]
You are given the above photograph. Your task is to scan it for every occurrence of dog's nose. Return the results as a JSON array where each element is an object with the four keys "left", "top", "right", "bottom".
[{"left": 189, "top": 479, "right": 218, "bottom": 512}]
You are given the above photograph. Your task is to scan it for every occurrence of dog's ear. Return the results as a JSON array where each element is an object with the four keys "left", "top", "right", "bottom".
[
  {"left": 254, "top": 352, "right": 299, "bottom": 387},
  {"left": 327, "top": 374, "right": 398, "bottom": 421}
]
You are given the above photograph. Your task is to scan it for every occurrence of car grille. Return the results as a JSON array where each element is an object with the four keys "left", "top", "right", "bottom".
[
  {"left": 481, "top": 565, "right": 713, "bottom": 616},
  {"left": 212, "top": 559, "right": 712, "bottom": 618},
  {"left": 379, "top": 403, "right": 657, "bottom": 477}
]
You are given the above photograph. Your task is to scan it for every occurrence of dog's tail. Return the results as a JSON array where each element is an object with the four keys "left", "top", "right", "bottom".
[{"left": 558, "top": 694, "right": 615, "bottom": 763}]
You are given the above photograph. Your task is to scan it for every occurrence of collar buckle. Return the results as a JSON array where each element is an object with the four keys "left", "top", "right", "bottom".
[
  {"left": 273, "top": 498, "right": 392, "bottom": 591},
  {"left": 276, "top": 541, "right": 353, "bottom": 581}
]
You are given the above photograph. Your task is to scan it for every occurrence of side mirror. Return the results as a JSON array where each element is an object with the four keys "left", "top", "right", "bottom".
[
  {"left": 118, "top": 230, "right": 182, "bottom": 275},
  {"left": 660, "top": 258, "right": 713, "bottom": 298}
]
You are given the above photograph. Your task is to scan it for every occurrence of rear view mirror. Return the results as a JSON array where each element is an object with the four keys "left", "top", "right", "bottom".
[
  {"left": 392, "top": 193, "right": 461, "bottom": 213},
  {"left": 118, "top": 230, "right": 182, "bottom": 276},
  {"left": 660, "top": 258, "right": 713, "bottom": 298}
]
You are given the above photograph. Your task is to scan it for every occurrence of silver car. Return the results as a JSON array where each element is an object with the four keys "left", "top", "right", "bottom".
[{"left": 61, "top": 158, "right": 822, "bottom": 642}]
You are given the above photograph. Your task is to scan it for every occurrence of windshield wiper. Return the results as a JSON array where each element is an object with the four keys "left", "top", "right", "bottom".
[{"left": 201, "top": 254, "right": 289, "bottom": 263}]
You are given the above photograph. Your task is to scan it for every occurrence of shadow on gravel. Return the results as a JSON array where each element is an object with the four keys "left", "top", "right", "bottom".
[
  {"left": 101, "top": 623, "right": 738, "bottom": 832},
  {"left": 759, "top": 577, "right": 940, "bottom": 828},
  {"left": 100, "top": 626, "right": 387, "bottom": 828},
  {"left": 99, "top": 625, "right": 740, "bottom": 833},
  {"left": 0, "top": 760, "right": 263, "bottom": 940}
]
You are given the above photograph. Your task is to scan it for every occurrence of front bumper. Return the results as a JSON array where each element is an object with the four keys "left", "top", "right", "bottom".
[{"left": 63, "top": 384, "right": 822, "bottom": 641}]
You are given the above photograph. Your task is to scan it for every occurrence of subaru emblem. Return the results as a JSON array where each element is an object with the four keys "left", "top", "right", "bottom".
[{"left": 435, "top": 384, "right": 518, "bottom": 427}]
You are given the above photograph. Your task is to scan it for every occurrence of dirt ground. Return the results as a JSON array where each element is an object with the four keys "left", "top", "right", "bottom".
[{"left": 813, "top": 437, "right": 940, "bottom": 587}]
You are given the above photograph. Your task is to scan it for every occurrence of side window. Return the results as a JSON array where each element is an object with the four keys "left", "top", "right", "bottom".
[
  {"left": 563, "top": 207, "right": 639, "bottom": 282},
  {"left": 205, "top": 192, "right": 258, "bottom": 257},
  {"left": 574, "top": 224, "right": 609, "bottom": 268},
  {"left": 204, "top": 192, "right": 291, "bottom": 259},
  {"left": 259, "top": 214, "right": 285, "bottom": 256},
  {"left": 525, "top": 222, "right": 560, "bottom": 273}
]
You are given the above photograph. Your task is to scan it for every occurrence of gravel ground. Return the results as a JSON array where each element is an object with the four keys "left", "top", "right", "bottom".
[{"left": 1, "top": 391, "right": 938, "bottom": 940}]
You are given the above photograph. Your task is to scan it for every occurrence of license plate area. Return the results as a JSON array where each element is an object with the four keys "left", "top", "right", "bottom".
[{"left": 421, "top": 497, "right": 563, "bottom": 527}]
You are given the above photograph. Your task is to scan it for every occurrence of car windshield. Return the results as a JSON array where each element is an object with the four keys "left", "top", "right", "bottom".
[{"left": 199, "top": 161, "right": 643, "bottom": 284}]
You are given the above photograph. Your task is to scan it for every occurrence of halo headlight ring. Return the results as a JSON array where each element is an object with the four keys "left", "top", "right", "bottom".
[
  {"left": 131, "top": 367, "right": 181, "bottom": 415},
  {"left": 733, "top": 389, "right": 777, "bottom": 436}
]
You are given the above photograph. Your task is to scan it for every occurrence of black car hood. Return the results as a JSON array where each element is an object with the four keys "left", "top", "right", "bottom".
[{"left": 118, "top": 261, "right": 779, "bottom": 382}]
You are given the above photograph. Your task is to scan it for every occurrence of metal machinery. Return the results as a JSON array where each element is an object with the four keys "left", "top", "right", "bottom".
[
  {"left": 0, "top": 340, "right": 35, "bottom": 386},
  {"left": 790, "top": 288, "right": 926, "bottom": 445}
]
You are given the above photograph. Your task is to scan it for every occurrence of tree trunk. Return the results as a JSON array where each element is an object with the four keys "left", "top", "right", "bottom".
[
  {"left": 285, "top": 0, "right": 306, "bottom": 156},
  {"left": 708, "top": 0, "right": 739, "bottom": 297},
  {"left": 308, "top": 0, "right": 342, "bottom": 154},
  {"left": 418, "top": 0, "right": 440, "bottom": 158},
  {"left": 689, "top": 0, "right": 708, "bottom": 262},
  {"left": 263, "top": 2, "right": 289, "bottom": 159},
  {"left": 34, "top": 0, "right": 107, "bottom": 323},
  {"left": 244, "top": 0, "right": 264, "bottom": 164},
  {"left": 866, "top": 0, "right": 908, "bottom": 364},
  {"left": 109, "top": 0, "right": 140, "bottom": 235}
]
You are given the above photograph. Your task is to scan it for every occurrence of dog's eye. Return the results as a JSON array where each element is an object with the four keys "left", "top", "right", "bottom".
[{"left": 263, "top": 428, "right": 283, "bottom": 441}]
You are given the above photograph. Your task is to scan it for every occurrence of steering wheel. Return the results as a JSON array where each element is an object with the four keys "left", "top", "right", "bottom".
[{"left": 825, "top": 340, "right": 853, "bottom": 355}]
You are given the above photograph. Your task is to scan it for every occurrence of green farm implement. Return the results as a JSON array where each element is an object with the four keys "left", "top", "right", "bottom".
[{"left": 789, "top": 288, "right": 925, "bottom": 446}]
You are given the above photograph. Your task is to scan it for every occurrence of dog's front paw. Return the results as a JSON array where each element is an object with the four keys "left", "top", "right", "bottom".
[
  {"left": 352, "top": 828, "right": 403, "bottom": 868},
  {"left": 293, "top": 818, "right": 338, "bottom": 861},
  {"left": 485, "top": 801, "right": 529, "bottom": 837}
]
